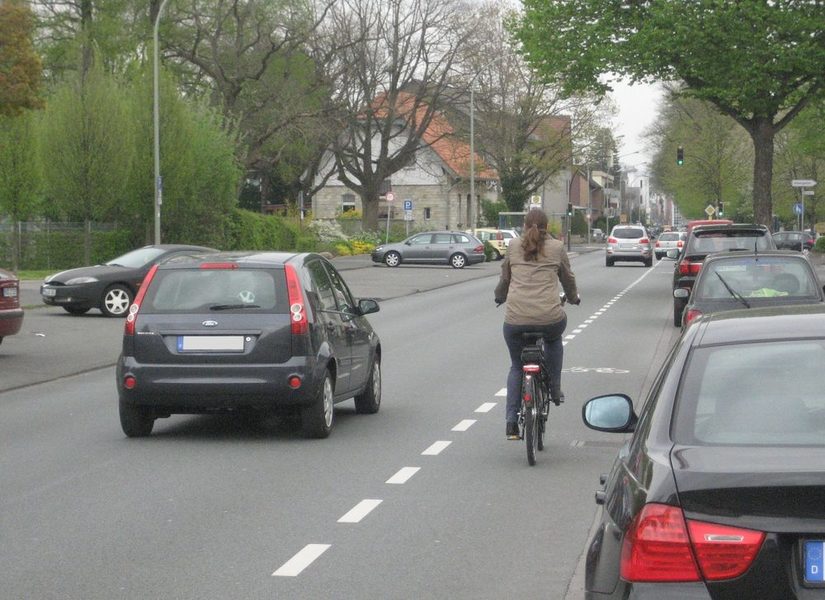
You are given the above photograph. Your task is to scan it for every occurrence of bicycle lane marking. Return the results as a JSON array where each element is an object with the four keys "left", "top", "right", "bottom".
[{"left": 272, "top": 544, "right": 331, "bottom": 577}]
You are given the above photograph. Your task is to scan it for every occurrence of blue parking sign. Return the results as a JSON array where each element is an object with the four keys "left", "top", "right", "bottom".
[{"left": 404, "top": 200, "right": 413, "bottom": 211}]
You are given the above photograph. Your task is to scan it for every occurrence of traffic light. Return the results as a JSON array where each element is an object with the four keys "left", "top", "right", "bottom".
[
  {"left": 567, "top": 202, "right": 573, "bottom": 216},
  {"left": 676, "top": 146, "right": 684, "bottom": 165},
  {"left": 718, "top": 202, "right": 724, "bottom": 216}
]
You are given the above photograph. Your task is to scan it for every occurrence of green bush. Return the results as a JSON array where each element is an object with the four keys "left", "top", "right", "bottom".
[
  {"left": 815, "top": 236, "right": 825, "bottom": 253},
  {"left": 224, "top": 208, "right": 297, "bottom": 250}
]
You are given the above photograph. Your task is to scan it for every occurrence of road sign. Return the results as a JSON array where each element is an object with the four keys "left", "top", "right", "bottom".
[
  {"left": 792, "top": 179, "right": 817, "bottom": 187},
  {"left": 705, "top": 204, "right": 716, "bottom": 217},
  {"left": 404, "top": 210, "right": 413, "bottom": 221},
  {"left": 403, "top": 199, "right": 412, "bottom": 210},
  {"left": 385, "top": 191, "right": 395, "bottom": 202},
  {"left": 803, "top": 190, "right": 815, "bottom": 196},
  {"left": 794, "top": 203, "right": 803, "bottom": 215}
]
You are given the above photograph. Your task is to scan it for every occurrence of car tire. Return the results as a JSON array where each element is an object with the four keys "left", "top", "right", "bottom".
[
  {"left": 656, "top": 253, "right": 663, "bottom": 260},
  {"left": 302, "top": 371, "right": 334, "bottom": 438},
  {"left": 493, "top": 249, "right": 503, "bottom": 261},
  {"left": 606, "top": 258, "right": 614, "bottom": 267},
  {"left": 354, "top": 358, "right": 381, "bottom": 414},
  {"left": 644, "top": 257, "right": 653, "bottom": 267},
  {"left": 119, "top": 398, "right": 155, "bottom": 437},
  {"left": 384, "top": 251, "right": 401, "bottom": 267},
  {"left": 63, "top": 306, "right": 90, "bottom": 315},
  {"left": 450, "top": 253, "right": 467, "bottom": 269},
  {"left": 673, "top": 301, "right": 684, "bottom": 327},
  {"left": 101, "top": 284, "right": 133, "bottom": 317}
]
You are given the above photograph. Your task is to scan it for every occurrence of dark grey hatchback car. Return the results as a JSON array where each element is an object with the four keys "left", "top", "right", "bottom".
[{"left": 116, "top": 252, "right": 381, "bottom": 439}]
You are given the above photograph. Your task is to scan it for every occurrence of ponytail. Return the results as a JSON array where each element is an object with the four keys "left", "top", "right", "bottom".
[{"left": 521, "top": 209, "right": 548, "bottom": 261}]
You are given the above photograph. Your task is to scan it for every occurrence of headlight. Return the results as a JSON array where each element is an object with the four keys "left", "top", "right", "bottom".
[
  {"left": 65, "top": 276, "right": 99, "bottom": 285},
  {"left": 375, "top": 247, "right": 383, "bottom": 252}
]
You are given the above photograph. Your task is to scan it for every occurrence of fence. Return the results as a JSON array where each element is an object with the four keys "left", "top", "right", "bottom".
[{"left": 0, "top": 221, "right": 132, "bottom": 272}]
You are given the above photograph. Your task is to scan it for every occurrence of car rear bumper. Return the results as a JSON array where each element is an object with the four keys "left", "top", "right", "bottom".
[
  {"left": 0, "top": 308, "right": 24, "bottom": 337},
  {"left": 116, "top": 356, "right": 320, "bottom": 412}
]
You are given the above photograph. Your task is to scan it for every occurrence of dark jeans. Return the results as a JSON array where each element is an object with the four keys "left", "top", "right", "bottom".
[{"left": 502, "top": 316, "right": 567, "bottom": 424}]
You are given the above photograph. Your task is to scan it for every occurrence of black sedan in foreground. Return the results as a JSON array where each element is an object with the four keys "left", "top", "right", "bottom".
[
  {"left": 582, "top": 304, "right": 825, "bottom": 599},
  {"left": 40, "top": 244, "right": 216, "bottom": 317}
]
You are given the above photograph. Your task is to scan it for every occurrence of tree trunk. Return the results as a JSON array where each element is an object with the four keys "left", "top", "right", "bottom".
[
  {"left": 361, "top": 190, "right": 380, "bottom": 231},
  {"left": 750, "top": 118, "right": 775, "bottom": 228}
]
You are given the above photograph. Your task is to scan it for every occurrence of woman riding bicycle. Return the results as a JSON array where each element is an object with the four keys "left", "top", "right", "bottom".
[{"left": 494, "top": 209, "right": 579, "bottom": 440}]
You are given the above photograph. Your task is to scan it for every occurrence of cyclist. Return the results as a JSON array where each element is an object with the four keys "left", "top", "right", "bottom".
[{"left": 494, "top": 208, "right": 580, "bottom": 440}]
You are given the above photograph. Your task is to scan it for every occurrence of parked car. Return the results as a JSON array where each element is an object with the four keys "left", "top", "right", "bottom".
[
  {"left": 605, "top": 224, "right": 653, "bottom": 267},
  {"left": 582, "top": 304, "right": 825, "bottom": 599},
  {"left": 371, "top": 231, "right": 485, "bottom": 268},
  {"left": 40, "top": 244, "right": 217, "bottom": 317},
  {"left": 469, "top": 228, "right": 519, "bottom": 260},
  {"left": 116, "top": 251, "right": 381, "bottom": 438},
  {"left": 653, "top": 230, "right": 686, "bottom": 259},
  {"left": 773, "top": 230, "right": 815, "bottom": 252},
  {"left": 0, "top": 268, "right": 24, "bottom": 346},
  {"left": 676, "top": 251, "right": 825, "bottom": 328},
  {"left": 670, "top": 223, "right": 775, "bottom": 326}
]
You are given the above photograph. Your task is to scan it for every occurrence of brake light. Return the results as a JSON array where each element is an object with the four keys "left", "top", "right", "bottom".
[
  {"left": 608, "top": 237, "right": 617, "bottom": 244},
  {"left": 655, "top": 241, "right": 661, "bottom": 248},
  {"left": 199, "top": 262, "right": 238, "bottom": 270},
  {"left": 677, "top": 240, "right": 684, "bottom": 247},
  {"left": 284, "top": 264, "right": 308, "bottom": 335},
  {"left": 124, "top": 264, "right": 158, "bottom": 336},
  {"left": 473, "top": 244, "right": 484, "bottom": 253},
  {"left": 621, "top": 504, "right": 701, "bottom": 582},
  {"left": 678, "top": 261, "right": 703, "bottom": 276},
  {"left": 687, "top": 519, "right": 765, "bottom": 580},
  {"left": 496, "top": 231, "right": 503, "bottom": 241},
  {"left": 639, "top": 238, "right": 649, "bottom": 245},
  {"left": 685, "top": 308, "right": 702, "bottom": 325}
]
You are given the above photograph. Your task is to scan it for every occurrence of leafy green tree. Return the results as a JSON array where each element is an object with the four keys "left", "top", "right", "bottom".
[
  {"left": 38, "top": 63, "right": 135, "bottom": 262},
  {"left": 0, "top": 0, "right": 43, "bottom": 116},
  {"left": 516, "top": 1, "right": 825, "bottom": 227}
]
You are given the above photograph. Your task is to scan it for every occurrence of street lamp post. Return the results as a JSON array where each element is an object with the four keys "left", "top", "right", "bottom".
[{"left": 153, "top": 0, "right": 171, "bottom": 245}]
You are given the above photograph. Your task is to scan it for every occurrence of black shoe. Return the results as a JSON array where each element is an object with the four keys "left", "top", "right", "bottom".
[
  {"left": 551, "top": 392, "right": 565, "bottom": 407},
  {"left": 506, "top": 422, "right": 520, "bottom": 440}
]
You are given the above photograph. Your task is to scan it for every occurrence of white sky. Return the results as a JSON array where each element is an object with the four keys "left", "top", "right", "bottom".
[{"left": 608, "top": 79, "right": 664, "bottom": 173}]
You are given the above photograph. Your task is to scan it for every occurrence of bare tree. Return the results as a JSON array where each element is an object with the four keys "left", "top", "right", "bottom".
[{"left": 323, "top": 0, "right": 473, "bottom": 229}]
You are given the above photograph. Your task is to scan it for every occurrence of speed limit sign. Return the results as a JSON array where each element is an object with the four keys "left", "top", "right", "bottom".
[{"left": 385, "top": 191, "right": 395, "bottom": 202}]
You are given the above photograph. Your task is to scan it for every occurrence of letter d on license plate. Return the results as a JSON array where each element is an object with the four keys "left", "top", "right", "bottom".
[{"left": 805, "top": 541, "right": 825, "bottom": 583}]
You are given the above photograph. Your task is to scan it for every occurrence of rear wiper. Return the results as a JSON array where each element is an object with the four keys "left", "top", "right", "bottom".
[
  {"left": 714, "top": 272, "right": 750, "bottom": 309},
  {"left": 209, "top": 303, "right": 260, "bottom": 310}
]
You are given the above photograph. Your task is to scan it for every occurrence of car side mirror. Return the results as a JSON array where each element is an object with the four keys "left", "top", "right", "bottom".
[
  {"left": 673, "top": 288, "right": 690, "bottom": 300},
  {"left": 582, "top": 394, "right": 637, "bottom": 433},
  {"left": 357, "top": 298, "right": 380, "bottom": 316}
]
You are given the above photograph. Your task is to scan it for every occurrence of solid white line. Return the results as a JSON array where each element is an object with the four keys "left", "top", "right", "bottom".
[
  {"left": 386, "top": 467, "right": 420, "bottom": 484},
  {"left": 338, "top": 499, "right": 382, "bottom": 524},
  {"left": 452, "top": 419, "right": 476, "bottom": 431},
  {"left": 495, "top": 388, "right": 507, "bottom": 397},
  {"left": 475, "top": 402, "right": 497, "bottom": 413},
  {"left": 422, "top": 441, "right": 452, "bottom": 456},
  {"left": 272, "top": 544, "right": 331, "bottom": 577}
]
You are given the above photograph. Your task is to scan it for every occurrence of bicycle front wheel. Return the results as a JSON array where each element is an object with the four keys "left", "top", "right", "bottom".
[{"left": 522, "top": 374, "right": 539, "bottom": 466}]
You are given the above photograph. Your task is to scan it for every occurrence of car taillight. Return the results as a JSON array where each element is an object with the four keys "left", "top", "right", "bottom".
[
  {"left": 608, "top": 237, "right": 617, "bottom": 244},
  {"left": 655, "top": 241, "right": 661, "bottom": 248},
  {"left": 621, "top": 504, "right": 701, "bottom": 582},
  {"left": 639, "top": 238, "right": 649, "bottom": 245},
  {"left": 687, "top": 519, "right": 765, "bottom": 580},
  {"left": 473, "top": 244, "right": 484, "bottom": 253},
  {"left": 677, "top": 240, "right": 684, "bottom": 247},
  {"left": 621, "top": 504, "right": 764, "bottom": 583},
  {"left": 199, "top": 262, "right": 238, "bottom": 270},
  {"left": 496, "top": 232, "right": 503, "bottom": 241},
  {"left": 124, "top": 264, "right": 158, "bottom": 336},
  {"left": 284, "top": 264, "right": 308, "bottom": 335},
  {"left": 678, "top": 261, "right": 702, "bottom": 276},
  {"left": 685, "top": 308, "right": 702, "bottom": 325}
]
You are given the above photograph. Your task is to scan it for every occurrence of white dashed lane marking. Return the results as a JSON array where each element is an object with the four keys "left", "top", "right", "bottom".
[
  {"left": 452, "top": 419, "right": 476, "bottom": 431},
  {"left": 386, "top": 467, "right": 420, "bottom": 484},
  {"left": 272, "top": 544, "right": 331, "bottom": 577},
  {"left": 422, "top": 441, "right": 452, "bottom": 456},
  {"left": 475, "top": 402, "right": 497, "bottom": 413},
  {"left": 338, "top": 499, "right": 383, "bottom": 524}
]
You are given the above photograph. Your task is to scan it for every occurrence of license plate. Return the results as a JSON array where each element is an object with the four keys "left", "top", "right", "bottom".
[
  {"left": 177, "top": 335, "right": 245, "bottom": 352},
  {"left": 804, "top": 541, "right": 825, "bottom": 583},
  {"left": 2, "top": 287, "right": 17, "bottom": 297},
  {"left": 42, "top": 287, "right": 56, "bottom": 297},
  {"left": 619, "top": 244, "right": 636, "bottom": 249}
]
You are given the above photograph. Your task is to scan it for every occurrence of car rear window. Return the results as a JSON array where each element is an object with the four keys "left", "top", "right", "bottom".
[
  {"left": 674, "top": 340, "right": 825, "bottom": 445},
  {"left": 612, "top": 228, "right": 645, "bottom": 239},
  {"left": 659, "top": 232, "right": 680, "bottom": 241},
  {"left": 688, "top": 230, "right": 773, "bottom": 254},
  {"left": 142, "top": 268, "right": 287, "bottom": 313}
]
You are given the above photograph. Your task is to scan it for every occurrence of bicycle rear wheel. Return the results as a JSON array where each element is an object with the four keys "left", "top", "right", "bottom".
[{"left": 522, "top": 374, "right": 539, "bottom": 466}]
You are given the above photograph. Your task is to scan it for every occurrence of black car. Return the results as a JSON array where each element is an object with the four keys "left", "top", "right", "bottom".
[
  {"left": 670, "top": 224, "right": 775, "bottom": 326},
  {"left": 41, "top": 244, "right": 217, "bottom": 317},
  {"left": 773, "top": 230, "right": 815, "bottom": 252},
  {"left": 116, "top": 251, "right": 381, "bottom": 438},
  {"left": 582, "top": 304, "right": 825, "bottom": 599},
  {"left": 677, "top": 251, "right": 825, "bottom": 328}
]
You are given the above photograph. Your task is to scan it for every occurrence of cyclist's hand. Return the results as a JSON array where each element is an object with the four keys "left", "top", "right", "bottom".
[{"left": 569, "top": 295, "right": 581, "bottom": 305}]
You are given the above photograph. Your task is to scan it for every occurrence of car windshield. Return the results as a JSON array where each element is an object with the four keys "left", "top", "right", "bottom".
[
  {"left": 142, "top": 269, "right": 285, "bottom": 312},
  {"left": 105, "top": 247, "right": 166, "bottom": 268},
  {"left": 675, "top": 340, "right": 825, "bottom": 445},
  {"left": 612, "top": 228, "right": 645, "bottom": 239},
  {"left": 696, "top": 257, "right": 819, "bottom": 300}
]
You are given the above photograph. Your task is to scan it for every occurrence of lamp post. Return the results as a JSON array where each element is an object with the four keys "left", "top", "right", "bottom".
[{"left": 153, "top": 0, "right": 171, "bottom": 245}]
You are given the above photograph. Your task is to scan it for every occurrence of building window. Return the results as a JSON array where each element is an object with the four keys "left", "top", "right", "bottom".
[
  {"left": 341, "top": 193, "right": 356, "bottom": 213},
  {"left": 424, "top": 207, "right": 431, "bottom": 220}
]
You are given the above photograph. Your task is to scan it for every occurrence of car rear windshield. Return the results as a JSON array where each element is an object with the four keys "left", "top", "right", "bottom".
[
  {"left": 612, "top": 228, "right": 645, "bottom": 239},
  {"left": 141, "top": 268, "right": 288, "bottom": 313},
  {"left": 674, "top": 340, "right": 825, "bottom": 446},
  {"left": 687, "top": 230, "right": 773, "bottom": 254},
  {"left": 696, "top": 257, "right": 819, "bottom": 300},
  {"left": 659, "top": 232, "right": 680, "bottom": 241}
]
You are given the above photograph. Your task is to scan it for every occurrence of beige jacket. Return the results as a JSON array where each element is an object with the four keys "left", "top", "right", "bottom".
[{"left": 494, "top": 237, "right": 578, "bottom": 326}]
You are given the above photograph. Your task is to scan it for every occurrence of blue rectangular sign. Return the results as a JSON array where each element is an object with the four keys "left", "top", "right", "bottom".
[
  {"left": 403, "top": 200, "right": 412, "bottom": 211},
  {"left": 805, "top": 541, "right": 825, "bottom": 582}
]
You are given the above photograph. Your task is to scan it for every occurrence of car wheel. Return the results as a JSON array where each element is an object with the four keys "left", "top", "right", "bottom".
[
  {"left": 673, "top": 301, "right": 684, "bottom": 327},
  {"left": 494, "top": 249, "right": 503, "bottom": 261},
  {"left": 101, "top": 284, "right": 133, "bottom": 317},
  {"left": 606, "top": 258, "right": 614, "bottom": 267},
  {"left": 354, "top": 358, "right": 381, "bottom": 414},
  {"left": 450, "top": 253, "right": 467, "bottom": 269},
  {"left": 656, "top": 253, "right": 663, "bottom": 260},
  {"left": 63, "top": 306, "right": 90, "bottom": 315},
  {"left": 384, "top": 251, "right": 401, "bottom": 267},
  {"left": 119, "top": 398, "right": 155, "bottom": 437},
  {"left": 302, "top": 371, "right": 334, "bottom": 438},
  {"left": 644, "top": 257, "right": 653, "bottom": 267}
]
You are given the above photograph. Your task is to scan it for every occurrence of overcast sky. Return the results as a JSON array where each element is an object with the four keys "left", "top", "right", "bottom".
[{"left": 608, "top": 79, "right": 664, "bottom": 173}]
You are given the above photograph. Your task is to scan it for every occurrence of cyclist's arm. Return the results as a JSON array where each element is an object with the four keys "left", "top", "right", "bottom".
[
  {"left": 494, "top": 255, "right": 511, "bottom": 304},
  {"left": 558, "top": 250, "right": 580, "bottom": 304}
]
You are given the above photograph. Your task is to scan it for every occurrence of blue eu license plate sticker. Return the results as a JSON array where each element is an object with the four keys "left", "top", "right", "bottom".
[{"left": 805, "top": 541, "right": 825, "bottom": 583}]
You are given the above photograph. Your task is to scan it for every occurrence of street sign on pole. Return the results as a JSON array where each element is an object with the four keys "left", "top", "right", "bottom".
[
  {"left": 791, "top": 179, "right": 817, "bottom": 188},
  {"left": 403, "top": 199, "right": 412, "bottom": 210},
  {"left": 705, "top": 204, "right": 716, "bottom": 217},
  {"left": 385, "top": 191, "right": 395, "bottom": 202},
  {"left": 794, "top": 203, "right": 803, "bottom": 215}
]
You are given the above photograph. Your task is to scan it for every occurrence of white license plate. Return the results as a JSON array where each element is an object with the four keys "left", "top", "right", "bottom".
[
  {"left": 2, "top": 287, "right": 17, "bottom": 297},
  {"left": 619, "top": 244, "right": 636, "bottom": 249},
  {"left": 177, "top": 335, "right": 245, "bottom": 352},
  {"left": 42, "top": 287, "right": 56, "bottom": 297}
]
